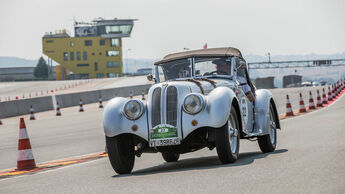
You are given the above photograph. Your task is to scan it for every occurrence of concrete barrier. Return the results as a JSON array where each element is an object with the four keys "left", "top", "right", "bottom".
[
  {"left": 0, "top": 96, "right": 53, "bottom": 118},
  {"left": 0, "top": 84, "right": 152, "bottom": 118}
]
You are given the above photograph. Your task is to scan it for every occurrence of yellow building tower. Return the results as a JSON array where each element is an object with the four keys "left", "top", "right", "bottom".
[{"left": 42, "top": 18, "right": 135, "bottom": 80}]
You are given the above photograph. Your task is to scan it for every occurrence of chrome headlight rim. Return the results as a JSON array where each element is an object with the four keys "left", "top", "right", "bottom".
[
  {"left": 123, "top": 99, "right": 144, "bottom": 120},
  {"left": 183, "top": 94, "right": 205, "bottom": 115}
]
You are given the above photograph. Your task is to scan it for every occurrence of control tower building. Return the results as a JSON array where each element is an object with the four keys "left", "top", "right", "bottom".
[{"left": 42, "top": 18, "right": 135, "bottom": 80}]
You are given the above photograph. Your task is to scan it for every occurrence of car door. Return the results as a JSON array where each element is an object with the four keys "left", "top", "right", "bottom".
[{"left": 235, "top": 58, "right": 254, "bottom": 133}]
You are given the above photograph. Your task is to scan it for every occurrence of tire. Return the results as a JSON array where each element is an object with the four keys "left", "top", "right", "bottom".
[
  {"left": 161, "top": 152, "right": 180, "bottom": 162},
  {"left": 258, "top": 103, "right": 277, "bottom": 153},
  {"left": 215, "top": 106, "right": 240, "bottom": 164},
  {"left": 106, "top": 134, "right": 135, "bottom": 174}
]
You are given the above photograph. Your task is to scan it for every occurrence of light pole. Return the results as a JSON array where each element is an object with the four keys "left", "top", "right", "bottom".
[
  {"left": 125, "top": 48, "right": 131, "bottom": 75},
  {"left": 266, "top": 52, "right": 271, "bottom": 63}
]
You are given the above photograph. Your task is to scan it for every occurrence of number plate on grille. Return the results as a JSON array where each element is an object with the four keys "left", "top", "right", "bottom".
[{"left": 149, "top": 124, "right": 181, "bottom": 147}]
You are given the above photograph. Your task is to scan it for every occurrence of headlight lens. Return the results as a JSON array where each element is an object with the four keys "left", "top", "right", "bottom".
[
  {"left": 123, "top": 100, "right": 144, "bottom": 120},
  {"left": 183, "top": 94, "right": 204, "bottom": 114}
]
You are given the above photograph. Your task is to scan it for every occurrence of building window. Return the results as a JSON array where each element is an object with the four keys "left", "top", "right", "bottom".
[
  {"left": 92, "top": 52, "right": 95, "bottom": 56},
  {"left": 99, "top": 39, "right": 105, "bottom": 45},
  {"left": 96, "top": 73, "right": 104, "bottom": 78},
  {"left": 77, "top": 52, "right": 81, "bottom": 60},
  {"left": 85, "top": 40, "right": 92, "bottom": 46},
  {"left": 70, "top": 41, "right": 74, "bottom": 47},
  {"left": 107, "top": 73, "right": 119, "bottom": 78},
  {"left": 107, "top": 61, "right": 120, "bottom": 68},
  {"left": 70, "top": 52, "right": 74, "bottom": 61},
  {"left": 110, "top": 38, "right": 119, "bottom": 47},
  {"left": 79, "top": 74, "right": 89, "bottom": 79},
  {"left": 63, "top": 52, "right": 68, "bottom": 61},
  {"left": 77, "top": 64, "right": 89, "bottom": 67},
  {"left": 94, "top": 62, "right": 98, "bottom": 71},
  {"left": 46, "top": 40, "right": 54, "bottom": 43},
  {"left": 99, "top": 52, "right": 102, "bottom": 56},
  {"left": 83, "top": 51, "right": 87, "bottom": 60},
  {"left": 106, "top": 51, "right": 120, "bottom": 56}
]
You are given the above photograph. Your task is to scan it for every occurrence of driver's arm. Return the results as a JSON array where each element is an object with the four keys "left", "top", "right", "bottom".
[{"left": 237, "top": 76, "right": 255, "bottom": 102}]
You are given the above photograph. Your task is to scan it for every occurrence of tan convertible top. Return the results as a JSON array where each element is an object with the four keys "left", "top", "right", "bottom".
[{"left": 155, "top": 47, "right": 243, "bottom": 65}]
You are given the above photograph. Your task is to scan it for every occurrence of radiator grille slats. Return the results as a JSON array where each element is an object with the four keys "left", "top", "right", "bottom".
[
  {"left": 151, "top": 87, "right": 161, "bottom": 127},
  {"left": 151, "top": 86, "right": 178, "bottom": 128},
  {"left": 166, "top": 86, "right": 178, "bottom": 126}
]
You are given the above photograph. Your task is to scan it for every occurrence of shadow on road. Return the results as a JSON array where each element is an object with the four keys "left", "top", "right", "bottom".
[{"left": 112, "top": 149, "right": 288, "bottom": 178}]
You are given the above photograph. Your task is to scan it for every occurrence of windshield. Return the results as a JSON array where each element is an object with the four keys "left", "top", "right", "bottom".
[
  {"left": 194, "top": 57, "right": 233, "bottom": 77},
  {"left": 159, "top": 58, "right": 192, "bottom": 80},
  {"left": 157, "top": 57, "right": 234, "bottom": 81}
]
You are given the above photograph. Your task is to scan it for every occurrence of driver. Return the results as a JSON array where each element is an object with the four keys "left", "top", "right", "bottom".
[{"left": 213, "top": 59, "right": 255, "bottom": 102}]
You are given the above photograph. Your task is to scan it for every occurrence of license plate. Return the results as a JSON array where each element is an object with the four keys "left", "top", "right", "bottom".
[{"left": 149, "top": 138, "right": 181, "bottom": 147}]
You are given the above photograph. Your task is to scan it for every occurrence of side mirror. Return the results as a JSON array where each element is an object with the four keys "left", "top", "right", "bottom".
[{"left": 147, "top": 74, "right": 154, "bottom": 81}]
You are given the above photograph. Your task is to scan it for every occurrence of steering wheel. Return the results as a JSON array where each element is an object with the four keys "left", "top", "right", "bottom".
[{"left": 204, "top": 70, "right": 229, "bottom": 76}]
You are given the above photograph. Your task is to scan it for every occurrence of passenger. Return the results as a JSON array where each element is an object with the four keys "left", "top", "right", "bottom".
[{"left": 213, "top": 59, "right": 255, "bottom": 102}]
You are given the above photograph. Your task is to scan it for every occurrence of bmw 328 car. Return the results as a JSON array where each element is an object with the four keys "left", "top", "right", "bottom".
[{"left": 103, "top": 47, "right": 281, "bottom": 174}]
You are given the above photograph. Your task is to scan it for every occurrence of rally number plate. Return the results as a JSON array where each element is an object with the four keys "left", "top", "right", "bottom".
[{"left": 149, "top": 138, "right": 181, "bottom": 147}]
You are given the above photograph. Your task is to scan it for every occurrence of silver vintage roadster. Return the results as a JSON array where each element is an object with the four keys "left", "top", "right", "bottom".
[{"left": 104, "top": 47, "right": 281, "bottom": 174}]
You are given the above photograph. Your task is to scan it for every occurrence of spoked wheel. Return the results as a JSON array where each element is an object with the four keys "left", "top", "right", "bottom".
[
  {"left": 258, "top": 103, "right": 277, "bottom": 153},
  {"left": 215, "top": 106, "right": 240, "bottom": 164},
  {"left": 161, "top": 152, "right": 180, "bottom": 162},
  {"left": 106, "top": 134, "right": 135, "bottom": 174}
]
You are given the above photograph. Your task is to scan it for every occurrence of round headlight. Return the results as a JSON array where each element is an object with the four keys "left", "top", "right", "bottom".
[
  {"left": 123, "top": 100, "right": 144, "bottom": 120},
  {"left": 183, "top": 94, "right": 204, "bottom": 114}
]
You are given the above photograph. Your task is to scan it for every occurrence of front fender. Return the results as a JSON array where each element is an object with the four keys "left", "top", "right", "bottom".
[
  {"left": 103, "top": 97, "right": 148, "bottom": 141},
  {"left": 254, "top": 89, "right": 280, "bottom": 135},
  {"left": 182, "top": 87, "right": 238, "bottom": 138}
]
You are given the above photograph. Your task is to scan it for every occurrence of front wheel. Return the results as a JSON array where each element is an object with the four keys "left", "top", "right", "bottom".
[
  {"left": 258, "top": 103, "right": 277, "bottom": 153},
  {"left": 106, "top": 134, "right": 135, "bottom": 174},
  {"left": 215, "top": 106, "right": 240, "bottom": 164},
  {"left": 161, "top": 152, "right": 180, "bottom": 162}
]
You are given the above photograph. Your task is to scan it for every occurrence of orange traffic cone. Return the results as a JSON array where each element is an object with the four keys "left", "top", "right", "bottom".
[
  {"left": 56, "top": 102, "right": 61, "bottom": 116},
  {"left": 286, "top": 95, "right": 294, "bottom": 116},
  {"left": 99, "top": 97, "right": 103, "bottom": 108},
  {"left": 316, "top": 89, "right": 323, "bottom": 107},
  {"left": 141, "top": 90, "right": 145, "bottom": 100},
  {"left": 308, "top": 91, "right": 316, "bottom": 110},
  {"left": 299, "top": 93, "right": 307, "bottom": 113},
  {"left": 17, "top": 118, "right": 36, "bottom": 170},
  {"left": 328, "top": 86, "right": 332, "bottom": 101},
  {"left": 322, "top": 88, "right": 328, "bottom": 104},
  {"left": 29, "top": 105, "right": 35, "bottom": 120},
  {"left": 79, "top": 99, "right": 84, "bottom": 112}
]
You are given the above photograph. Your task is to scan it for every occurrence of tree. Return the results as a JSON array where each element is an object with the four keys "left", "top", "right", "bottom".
[{"left": 33, "top": 57, "right": 48, "bottom": 79}]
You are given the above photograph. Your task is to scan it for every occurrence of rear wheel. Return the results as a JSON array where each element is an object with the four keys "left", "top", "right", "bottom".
[
  {"left": 106, "top": 134, "right": 135, "bottom": 174},
  {"left": 161, "top": 152, "right": 180, "bottom": 162},
  {"left": 215, "top": 106, "right": 240, "bottom": 164},
  {"left": 258, "top": 103, "right": 277, "bottom": 153}
]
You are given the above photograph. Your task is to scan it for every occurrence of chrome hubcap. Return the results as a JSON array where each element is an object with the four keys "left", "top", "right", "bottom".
[
  {"left": 228, "top": 116, "right": 238, "bottom": 154},
  {"left": 268, "top": 109, "right": 276, "bottom": 145}
]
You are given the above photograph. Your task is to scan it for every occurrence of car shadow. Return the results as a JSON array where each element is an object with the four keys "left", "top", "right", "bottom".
[{"left": 112, "top": 149, "right": 288, "bottom": 178}]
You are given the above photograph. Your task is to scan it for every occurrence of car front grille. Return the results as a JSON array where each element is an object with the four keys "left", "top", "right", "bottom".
[
  {"left": 151, "top": 86, "right": 178, "bottom": 128},
  {"left": 166, "top": 86, "right": 178, "bottom": 126},
  {"left": 151, "top": 87, "right": 161, "bottom": 128}
]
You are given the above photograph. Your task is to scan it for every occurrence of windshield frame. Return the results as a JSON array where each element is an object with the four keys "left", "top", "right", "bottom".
[{"left": 155, "top": 56, "right": 239, "bottom": 81}]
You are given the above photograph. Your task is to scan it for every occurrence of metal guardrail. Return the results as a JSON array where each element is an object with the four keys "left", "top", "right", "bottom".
[{"left": 248, "top": 59, "right": 345, "bottom": 70}]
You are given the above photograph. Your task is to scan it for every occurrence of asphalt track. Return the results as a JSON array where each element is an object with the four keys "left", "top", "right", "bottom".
[{"left": 0, "top": 86, "right": 344, "bottom": 193}]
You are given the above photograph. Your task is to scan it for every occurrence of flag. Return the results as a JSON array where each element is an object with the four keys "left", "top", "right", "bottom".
[{"left": 203, "top": 43, "right": 207, "bottom": 49}]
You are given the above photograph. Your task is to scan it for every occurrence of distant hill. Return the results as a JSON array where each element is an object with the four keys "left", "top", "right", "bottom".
[{"left": 0, "top": 57, "right": 38, "bottom": 68}]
